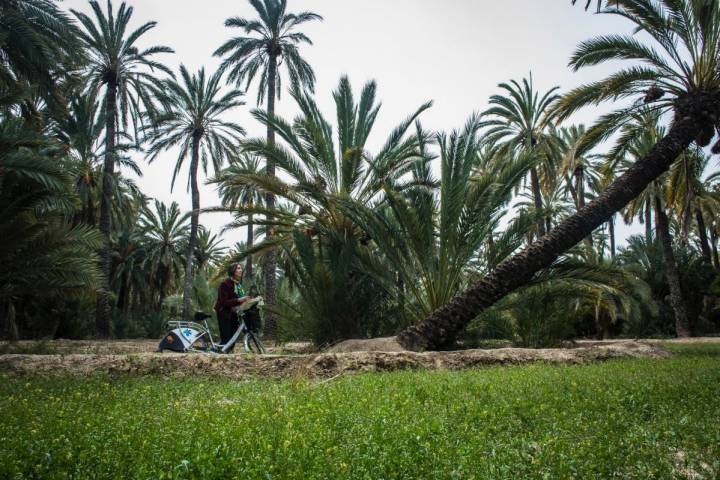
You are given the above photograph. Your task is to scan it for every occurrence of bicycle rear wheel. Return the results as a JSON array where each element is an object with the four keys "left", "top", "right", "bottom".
[{"left": 244, "top": 332, "right": 266, "bottom": 354}]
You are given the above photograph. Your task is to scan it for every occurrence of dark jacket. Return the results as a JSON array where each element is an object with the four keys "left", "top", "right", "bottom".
[{"left": 213, "top": 278, "right": 245, "bottom": 316}]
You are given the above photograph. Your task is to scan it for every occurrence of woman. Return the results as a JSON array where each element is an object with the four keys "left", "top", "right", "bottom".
[{"left": 213, "top": 263, "right": 250, "bottom": 346}]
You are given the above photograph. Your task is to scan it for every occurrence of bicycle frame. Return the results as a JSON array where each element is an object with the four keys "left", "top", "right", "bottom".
[{"left": 164, "top": 316, "right": 255, "bottom": 354}]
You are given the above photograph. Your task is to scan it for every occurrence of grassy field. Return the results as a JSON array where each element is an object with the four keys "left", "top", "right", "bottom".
[{"left": 1, "top": 344, "right": 719, "bottom": 479}]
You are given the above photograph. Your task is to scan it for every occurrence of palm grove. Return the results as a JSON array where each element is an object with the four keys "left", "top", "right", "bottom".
[{"left": 2, "top": 0, "right": 720, "bottom": 349}]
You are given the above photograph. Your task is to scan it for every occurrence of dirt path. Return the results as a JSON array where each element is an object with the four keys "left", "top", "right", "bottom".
[{"left": 0, "top": 341, "right": 676, "bottom": 379}]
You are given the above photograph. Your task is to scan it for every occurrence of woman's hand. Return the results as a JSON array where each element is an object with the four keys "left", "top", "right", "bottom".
[{"left": 236, "top": 295, "right": 250, "bottom": 304}]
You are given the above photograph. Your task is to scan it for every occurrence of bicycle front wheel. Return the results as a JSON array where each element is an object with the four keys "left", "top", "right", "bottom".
[{"left": 244, "top": 332, "right": 266, "bottom": 354}]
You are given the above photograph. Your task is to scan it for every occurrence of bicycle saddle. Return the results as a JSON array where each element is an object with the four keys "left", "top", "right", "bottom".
[{"left": 194, "top": 311, "right": 212, "bottom": 321}]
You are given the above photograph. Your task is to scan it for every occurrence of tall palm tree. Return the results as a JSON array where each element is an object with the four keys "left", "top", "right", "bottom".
[
  {"left": 214, "top": 0, "right": 322, "bottom": 334},
  {"left": 213, "top": 153, "right": 265, "bottom": 279},
  {"left": 144, "top": 65, "right": 244, "bottom": 321},
  {"left": 71, "top": 0, "right": 173, "bottom": 336},
  {"left": 56, "top": 95, "right": 141, "bottom": 227},
  {"left": 483, "top": 75, "right": 561, "bottom": 238},
  {"left": 399, "top": 0, "right": 720, "bottom": 350},
  {"left": 603, "top": 110, "right": 691, "bottom": 334}
]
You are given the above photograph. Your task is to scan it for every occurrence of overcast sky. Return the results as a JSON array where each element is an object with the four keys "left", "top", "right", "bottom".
[{"left": 61, "top": 0, "right": 641, "bottom": 247}]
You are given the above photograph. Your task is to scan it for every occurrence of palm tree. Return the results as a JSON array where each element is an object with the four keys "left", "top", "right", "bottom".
[
  {"left": 110, "top": 197, "right": 148, "bottom": 314},
  {"left": 0, "top": 0, "right": 82, "bottom": 115},
  {"left": 222, "top": 77, "right": 431, "bottom": 262},
  {"left": 140, "top": 200, "right": 189, "bottom": 311},
  {"left": 214, "top": 0, "right": 322, "bottom": 334},
  {"left": 483, "top": 75, "right": 561, "bottom": 238},
  {"left": 666, "top": 147, "right": 716, "bottom": 264},
  {"left": 144, "top": 65, "right": 244, "bottom": 321},
  {"left": 341, "top": 115, "right": 534, "bottom": 323},
  {"left": 572, "top": 0, "right": 619, "bottom": 12},
  {"left": 557, "top": 124, "right": 602, "bottom": 250},
  {"left": 71, "top": 0, "right": 173, "bottom": 336},
  {"left": 213, "top": 153, "right": 265, "bottom": 279},
  {"left": 398, "top": 0, "right": 720, "bottom": 350},
  {"left": 216, "top": 76, "right": 430, "bottom": 342},
  {"left": 604, "top": 110, "right": 692, "bottom": 334},
  {"left": 193, "top": 226, "right": 227, "bottom": 274},
  {"left": 56, "top": 95, "right": 141, "bottom": 227},
  {"left": 0, "top": 117, "right": 102, "bottom": 339}
]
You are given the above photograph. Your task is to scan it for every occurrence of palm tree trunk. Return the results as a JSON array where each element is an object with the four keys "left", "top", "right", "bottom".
[
  {"left": 576, "top": 168, "right": 592, "bottom": 249},
  {"left": 397, "top": 109, "right": 704, "bottom": 350},
  {"left": 182, "top": 134, "right": 201, "bottom": 321},
  {"left": 158, "top": 266, "right": 169, "bottom": 312},
  {"left": 654, "top": 194, "right": 691, "bottom": 337},
  {"left": 245, "top": 213, "right": 254, "bottom": 280},
  {"left": 116, "top": 272, "right": 129, "bottom": 312},
  {"left": 264, "top": 53, "right": 278, "bottom": 338},
  {"left": 645, "top": 201, "right": 653, "bottom": 243},
  {"left": 695, "top": 208, "right": 712, "bottom": 265},
  {"left": 711, "top": 227, "right": 720, "bottom": 269},
  {"left": 530, "top": 167, "right": 546, "bottom": 238},
  {"left": 95, "top": 82, "right": 117, "bottom": 338},
  {"left": 608, "top": 214, "right": 616, "bottom": 259},
  {"left": 1, "top": 303, "right": 19, "bottom": 341}
]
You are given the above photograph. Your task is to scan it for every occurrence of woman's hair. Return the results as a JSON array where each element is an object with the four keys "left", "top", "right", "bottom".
[{"left": 227, "top": 262, "right": 242, "bottom": 278}]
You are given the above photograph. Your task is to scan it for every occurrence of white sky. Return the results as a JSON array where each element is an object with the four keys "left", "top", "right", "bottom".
[{"left": 61, "top": 0, "right": 643, "bottom": 246}]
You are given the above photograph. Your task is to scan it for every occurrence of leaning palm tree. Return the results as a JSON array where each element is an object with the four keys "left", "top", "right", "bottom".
[
  {"left": 399, "top": 0, "right": 720, "bottom": 350},
  {"left": 144, "top": 65, "right": 245, "bottom": 321},
  {"left": 483, "top": 75, "right": 561, "bottom": 238},
  {"left": 214, "top": 0, "right": 322, "bottom": 334},
  {"left": 71, "top": 0, "right": 173, "bottom": 336}
]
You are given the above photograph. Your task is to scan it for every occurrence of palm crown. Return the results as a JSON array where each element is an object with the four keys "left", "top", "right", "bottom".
[
  {"left": 145, "top": 65, "right": 246, "bottom": 190},
  {"left": 0, "top": 0, "right": 82, "bottom": 110},
  {"left": 484, "top": 75, "right": 561, "bottom": 237},
  {"left": 214, "top": 0, "right": 322, "bottom": 105},
  {"left": 555, "top": 0, "right": 720, "bottom": 151},
  {"left": 71, "top": 0, "right": 173, "bottom": 136}
]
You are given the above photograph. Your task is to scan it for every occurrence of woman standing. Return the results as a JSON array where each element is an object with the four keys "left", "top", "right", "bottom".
[{"left": 214, "top": 263, "right": 250, "bottom": 346}]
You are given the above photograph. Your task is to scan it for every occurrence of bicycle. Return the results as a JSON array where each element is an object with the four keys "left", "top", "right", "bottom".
[{"left": 157, "top": 299, "right": 266, "bottom": 354}]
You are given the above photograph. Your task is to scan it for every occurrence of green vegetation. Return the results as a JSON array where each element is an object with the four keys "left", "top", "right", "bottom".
[
  {"left": 3, "top": 0, "right": 720, "bottom": 349},
  {"left": 1, "top": 345, "right": 719, "bottom": 479}
]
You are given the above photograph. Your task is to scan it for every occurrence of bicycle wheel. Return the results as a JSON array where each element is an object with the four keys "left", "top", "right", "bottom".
[{"left": 244, "top": 332, "right": 266, "bottom": 354}]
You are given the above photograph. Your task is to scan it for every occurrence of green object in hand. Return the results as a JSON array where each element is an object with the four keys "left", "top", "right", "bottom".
[{"left": 234, "top": 282, "right": 245, "bottom": 298}]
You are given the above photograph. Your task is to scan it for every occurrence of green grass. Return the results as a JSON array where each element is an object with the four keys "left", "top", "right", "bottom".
[{"left": 1, "top": 345, "right": 719, "bottom": 479}]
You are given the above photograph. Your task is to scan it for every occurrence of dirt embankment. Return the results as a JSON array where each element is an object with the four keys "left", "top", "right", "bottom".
[{"left": 0, "top": 340, "right": 673, "bottom": 379}]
